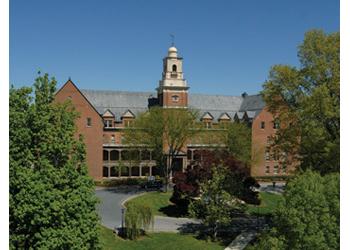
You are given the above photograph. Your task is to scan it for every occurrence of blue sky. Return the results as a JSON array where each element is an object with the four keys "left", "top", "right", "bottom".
[{"left": 10, "top": 0, "right": 339, "bottom": 95}]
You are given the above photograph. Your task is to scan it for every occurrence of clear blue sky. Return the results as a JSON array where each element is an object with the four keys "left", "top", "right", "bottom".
[{"left": 10, "top": 0, "right": 339, "bottom": 95}]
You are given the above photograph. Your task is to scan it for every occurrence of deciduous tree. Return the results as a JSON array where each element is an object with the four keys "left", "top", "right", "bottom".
[
  {"left": 262, "top": 30, "right": 340, "bottom": 174},
  {"left": 189, "top": 166, "right": 245, "bottom": 240},
  {"left": 124, "top": 107, "right": 199, "bottom": 191},
  {"left": 10, "top": 74, "right": 100, "bottom": 249},
  {"left": 247, "top": 170, "right": 339, "bottom": 250}
]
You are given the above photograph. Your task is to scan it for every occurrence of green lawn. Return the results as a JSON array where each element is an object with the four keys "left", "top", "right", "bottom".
[
  {"left": 100, "top": 225, "right": 224, "bottom": 250},
  {"left": 247, "top": 192, "right": 284, "bottom": 215},
  {"left": 125, "top": 191, "right": 173, "bottom": 217}
]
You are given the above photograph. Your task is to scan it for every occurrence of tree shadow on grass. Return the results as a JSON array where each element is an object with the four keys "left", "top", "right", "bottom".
[
  {"left": 178, "top": 222, "right": 240, "bottom": 246},
  {"left": 158, "top": 205, "right": 189, "bottom": 217}
]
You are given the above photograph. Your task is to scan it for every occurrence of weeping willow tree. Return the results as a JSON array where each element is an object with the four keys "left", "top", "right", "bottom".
[{"left": 125, "top": 203, "right": 154, "bottom": 240}]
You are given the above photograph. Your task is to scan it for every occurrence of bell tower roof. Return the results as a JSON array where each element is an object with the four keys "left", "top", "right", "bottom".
[
  {"left": 157, "top": 44, "right": 189, "bottom": 108},
  {"left": 168, "top": 46, "right": 178, "bottom": 57}
]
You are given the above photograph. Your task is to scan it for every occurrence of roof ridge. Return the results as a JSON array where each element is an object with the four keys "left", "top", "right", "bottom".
[{"left": 80, "top": 88, "right": 261, "bottom": 98}]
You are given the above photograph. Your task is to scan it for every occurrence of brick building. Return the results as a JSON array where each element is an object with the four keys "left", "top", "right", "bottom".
[{"left": 55, "top": 46, "right": 296, "bottom": 181}]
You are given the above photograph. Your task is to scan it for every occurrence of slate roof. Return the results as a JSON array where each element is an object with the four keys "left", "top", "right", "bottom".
[{"left": 80, "top": 89, "right": 265, "bottom": 122}]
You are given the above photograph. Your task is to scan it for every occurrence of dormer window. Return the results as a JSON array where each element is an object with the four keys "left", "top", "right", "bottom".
[
  {"left": 104, "top": 119, "right": 114, "bottom": 128},
  {"left": 102, "top": 110, "right": 115, "bottom": 128},
  {"left": 172, "top": 95, "right": 179, "bottom": 102},
  {"left": 201, "top": 112, "right": 214, "bottom": 129},
  {"left": 205, "top": 121, "right": 212, "bottom": 129}
]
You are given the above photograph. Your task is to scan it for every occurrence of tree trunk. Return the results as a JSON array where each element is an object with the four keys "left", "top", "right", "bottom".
[{"left": 213, "top": 222, "right": 218, "bottom": 241}]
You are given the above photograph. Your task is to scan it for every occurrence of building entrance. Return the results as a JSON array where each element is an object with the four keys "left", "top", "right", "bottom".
[{"left": 172, "top": 158, "right": 183, "bottom": 174}]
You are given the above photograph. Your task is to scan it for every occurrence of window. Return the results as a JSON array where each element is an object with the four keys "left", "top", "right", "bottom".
[
  {"left": 103, "top": 150, "right": 109, "bottom": 161},
  {"left": 110, "top": 150, "right": 119, "bottom": 161},
  {"left": 274, "top": 165, "right": 279, "bottom": 174},
  {"left": 265, "top": 166, "right": 270, "bottom": 174},
  {"left": 141, "top": 150, "right": 151, "bottom": 160},
  {"left": 172, "top": 64, "right": 177, "bottom": 72},
  {"left": 273, "top": 119, "right": 280, "bottom": 129},
  {"left": 273, "top": 151, "right": 279, "bottom": 161},
  {"left": 205, "top": 122, "right": 212, "bottom": 129},
  {"left": 142, "top": 166, "right": 150, "bottom": 176},
  {"left": 282, "top": 164, "right": 287, "bottom": 174},
  {"left": 111, "top": 135, "right": 116, "bottom": 144},
  {"left": 110, "top": 166, "right": 118, "bottom": 177},
  {"left": 265, "top": 150, "right": 270, "bottom": 160},
  {"left": 120, "top": 166, "right": 129, "bottom": 177},
  {"left": 104, "top": 119, "right": 113, "bottom": 128},
  {"left": 260, "top": 121, "right": 265, "bottom": 129},
  {"left": 172, "top": 95, "right": 179, "bottom": 102},
  {"left": 124, "top": 119, "right": 133, "bottom": 127},
  {"left": 187, "top": 150, "right": 192, "bottom": 160},
  {"left": 281, "top": 152, "right": 287, "bottom": 162},
  {"left": 103, "top": 166, "right": 109, "bottom": 177},
  {"left": 131, "top": 166, "right": 140, "bottom": 176},
  {"left": 87, "top": 117, "right": 92, "bottom": 127}
]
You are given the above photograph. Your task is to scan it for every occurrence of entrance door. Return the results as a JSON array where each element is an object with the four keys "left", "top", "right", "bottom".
[{"left": 172, "top": 158, "right": 183, "bottom": 174}]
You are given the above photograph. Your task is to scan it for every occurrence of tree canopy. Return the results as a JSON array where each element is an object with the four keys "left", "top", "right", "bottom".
[
  {"left": 247, "top": 170, "right": 339, "bottom": 250},
  {"left": 262, "top": 30, "right": 340, "bottom": 174},
  {"left": 10, "top": 74, "right": 100, "bottom": 249},
  {"left": 123, "top": 106, "right": 199, "bottom": 190}
]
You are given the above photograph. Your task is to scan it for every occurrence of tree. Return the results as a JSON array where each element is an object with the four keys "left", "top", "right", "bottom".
[
  {"left": 124, "top": 203, "right": 154, "bottom": 240},
  {"left": 248, "top": 170, "right": 339, "bottom": 250},
  {"left": 262, "top": 30, "right": 340, "bottom": 174},
  {"left": 226, "top": 122, "right": 252, "bottom": 165},
  {"left": 171, "top": 150, "right": 260, "bottom": 214},
  {"left": 9, "top": 73, "right": 100, "bottom": 249},
  {"left": 124, "top": 107, "right": 199, "bottom": 191},
  {"left": 189, "top": 166, "right": 245, "bottom": 240}
]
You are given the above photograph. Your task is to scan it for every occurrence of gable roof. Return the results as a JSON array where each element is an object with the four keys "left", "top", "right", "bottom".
[
  {"left": 78, "top": 88, "right": 265, "bottom": 121},
  {"left": 201, "top": 112, "right": 214, "bottom": 120},
  {"left": 121, "top": 109, "right": 135, "bottom": 119},
  {"left": 218, "top": 112, "right": 231, "bottom": 120},
  {"left": 102, "top": 109, "right": 115, "bottom": 118}
]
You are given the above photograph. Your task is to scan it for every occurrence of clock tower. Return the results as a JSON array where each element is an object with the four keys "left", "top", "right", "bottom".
[{"left": 157, "top": 46, "right": 189, "bottom": 108}]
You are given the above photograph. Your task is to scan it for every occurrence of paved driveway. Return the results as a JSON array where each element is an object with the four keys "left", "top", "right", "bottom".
[
  {"left": 96, "top": 187, "right": 142, "bottom": 230},
  {"left": 95, "top": 187, "right": 200, "bottom": 232}
]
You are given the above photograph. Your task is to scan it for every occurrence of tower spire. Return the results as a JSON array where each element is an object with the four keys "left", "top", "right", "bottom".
[{"left": 170, "top": 34, "right": 175, "bottom": 47}]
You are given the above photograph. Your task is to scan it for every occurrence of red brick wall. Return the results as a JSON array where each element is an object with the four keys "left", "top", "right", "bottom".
[
  {"left": 55, "top": 80, "right": 104, "bottom": 180},
  {"left": 251, "top": 107, "right": 296, "bottom": 177},
  {"left": 162, "top": 91, "right": 188, "bottom": 107}
]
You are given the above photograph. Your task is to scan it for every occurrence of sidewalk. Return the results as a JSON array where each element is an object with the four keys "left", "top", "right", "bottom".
[{"left": 224, "top": 231, "right": 257, "bottom": 250}]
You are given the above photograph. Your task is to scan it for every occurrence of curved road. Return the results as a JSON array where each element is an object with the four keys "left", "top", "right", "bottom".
[{"left": 95, "top": 187, "right": 200, "bottom": 232}]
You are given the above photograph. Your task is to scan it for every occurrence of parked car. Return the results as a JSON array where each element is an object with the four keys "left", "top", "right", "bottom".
[{"left": 140, "top": 180, "right": 163, "bottom": 191}]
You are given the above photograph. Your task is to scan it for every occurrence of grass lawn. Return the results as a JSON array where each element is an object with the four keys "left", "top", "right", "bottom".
[
  {"left": 125, "top": 191, "right": 174, "bottom": 217},
  {"left": 100, "top": 225, "right": 224, "bottom": 250},
  {"left": 247, "top": 192, "right": 284, "bottom": 215}
]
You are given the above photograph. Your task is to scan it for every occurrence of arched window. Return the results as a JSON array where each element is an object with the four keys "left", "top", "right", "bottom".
[
  {"left": 103, "top": 166, "right": 109, "bottom": 177},
  {"left": 172, "top": 64, "right": 177, "bottom": 72},
  {"left": 110, "top": 150, "right": 119, "bottom": 161},
  {"left": 110, "top": 166, "right": 118, "bottom": 177}
]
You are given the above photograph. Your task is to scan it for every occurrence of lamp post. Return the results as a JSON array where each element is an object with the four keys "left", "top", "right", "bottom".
[{"left": 121, "top": 207, "right": 125, "bottom": 229}]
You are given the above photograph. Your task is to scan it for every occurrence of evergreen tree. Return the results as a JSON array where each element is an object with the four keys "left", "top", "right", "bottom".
[{"left": 10, "top": 74, "right": 100, "bottom": 249}]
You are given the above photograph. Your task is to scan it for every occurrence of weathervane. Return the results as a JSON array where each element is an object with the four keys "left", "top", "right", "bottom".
[{"left": 170, "top": 34, "right": 175, "bottom": 46}]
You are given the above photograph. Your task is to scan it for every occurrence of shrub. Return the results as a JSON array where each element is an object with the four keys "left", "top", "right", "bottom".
[{"left": 124, "top": 203, "right": 154, "bottom": 240}]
